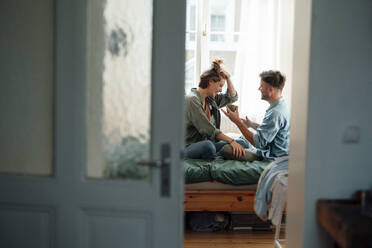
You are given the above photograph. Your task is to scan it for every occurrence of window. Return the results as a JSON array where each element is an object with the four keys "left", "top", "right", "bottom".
[
  {"left": 210, "top": 15, "right": 225, "bottom": 41},
  {"left": 185, "top": 0, "right": 293, "bottom": 130},
  {"left": 185, "top": 0, "right": 242, "bottom": 94}
]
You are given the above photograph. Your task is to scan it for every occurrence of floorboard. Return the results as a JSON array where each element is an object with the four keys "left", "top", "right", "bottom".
[{"left": 184, "top": 230, "right": 286, "bottom": 248}]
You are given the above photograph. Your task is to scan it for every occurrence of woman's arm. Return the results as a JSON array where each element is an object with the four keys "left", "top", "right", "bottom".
[
  {"left": 226, "top": 77, "right": 237, "bottom": 98},
  {"left": 214, "top": 76, "right": 238, "bottom": 108},
  {"left": 216, "top": 132, "right": 246, "bottom": 158}
]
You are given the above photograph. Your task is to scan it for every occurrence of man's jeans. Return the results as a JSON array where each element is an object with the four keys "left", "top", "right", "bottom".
[{"left": 185, "top": 138, "right": 249, "bottom": 160}]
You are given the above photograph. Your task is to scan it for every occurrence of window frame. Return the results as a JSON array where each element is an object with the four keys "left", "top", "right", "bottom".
[{"left": 185, "top": 0, "right": 242, "bottom": 92}]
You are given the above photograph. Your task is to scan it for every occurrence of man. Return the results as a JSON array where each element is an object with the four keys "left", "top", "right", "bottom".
[{"left": 221, "top": 70, "right": 290, "bottom": 161}]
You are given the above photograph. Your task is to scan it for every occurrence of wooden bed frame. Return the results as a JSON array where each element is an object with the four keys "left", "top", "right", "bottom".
[
  {"left": 184, "top": 189, "right": 256, "bottom": 212},
  {"left": 184, "top": 187, "right": 287, "bottom": 247}
]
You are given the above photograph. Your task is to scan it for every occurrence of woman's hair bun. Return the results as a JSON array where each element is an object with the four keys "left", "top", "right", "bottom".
[
  {"left": 198, "top": 59, "right": 229, "bottom": 88},
  {"left": 212, "top": 59, "right": 224, "bottom": 73}
]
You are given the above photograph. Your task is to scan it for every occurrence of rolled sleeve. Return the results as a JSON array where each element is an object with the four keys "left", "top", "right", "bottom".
[
  {"left": 187, "top": 97, "right": 222, "bottom": 141},
  {"left": 214, "top": 90, "right": 238, "bottom": 108}
]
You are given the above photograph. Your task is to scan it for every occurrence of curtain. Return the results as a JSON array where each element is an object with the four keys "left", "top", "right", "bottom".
[{"left": 232, "top": 0, "right": 294, "bottom": 124}]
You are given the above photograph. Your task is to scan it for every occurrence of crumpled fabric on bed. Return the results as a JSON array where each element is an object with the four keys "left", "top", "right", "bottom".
[
  {"left": 254, "top": 157, "right": 289, "bottom": 223},
  {"left": 184, "top": 159, "right": 213, "bottom": 184},
  {"left": 184, "top": 158, "right": 271, "bottom": 185},
  {"left": 268, "top": 173, "right": 288, "bottom": 225},
  {"left": 210, "top": 159, "right": 272, "bottom": 185}
]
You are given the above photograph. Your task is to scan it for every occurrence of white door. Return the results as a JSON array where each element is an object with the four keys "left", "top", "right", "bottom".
[{"left": 0, "top": 0, "right": 186, "bottom": 247}]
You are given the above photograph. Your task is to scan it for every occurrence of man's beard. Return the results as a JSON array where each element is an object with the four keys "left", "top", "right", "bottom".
[{"left": 261, "top": 94, "right": 269, "bottom": 101}]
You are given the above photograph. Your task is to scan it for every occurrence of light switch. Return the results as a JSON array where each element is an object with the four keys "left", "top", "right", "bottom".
[{"left": 342, "top": 126, "right": 361, "bottom": 144}]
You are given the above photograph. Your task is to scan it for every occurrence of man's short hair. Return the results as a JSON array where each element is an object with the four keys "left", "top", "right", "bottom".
[{"left": 259, "top": 70, "right": 286, "bottom": 90}]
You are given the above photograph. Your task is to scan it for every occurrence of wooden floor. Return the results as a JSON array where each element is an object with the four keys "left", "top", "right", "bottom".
[{"left": 184, "top": 230, "right": 286, "bottom": 248}]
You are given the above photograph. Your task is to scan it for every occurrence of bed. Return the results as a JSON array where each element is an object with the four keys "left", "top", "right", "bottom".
[
  {"left": 184, "top": 158, "right": 271, "bottom": 212},
  {"left": 185, "top": 181, "right": 257, "bottom": 211},
  {"left": 184, "top": 157, "right": 288, "bottom": 247}
]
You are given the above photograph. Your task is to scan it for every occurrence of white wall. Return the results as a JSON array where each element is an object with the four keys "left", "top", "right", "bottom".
[{"left": 287, "top": 0, "right": 372, "bottom": 247}]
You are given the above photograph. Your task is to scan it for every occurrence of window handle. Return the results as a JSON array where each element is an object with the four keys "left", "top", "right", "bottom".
[{"left": 202, "top": 24, "right": 207, "bottom": 36}]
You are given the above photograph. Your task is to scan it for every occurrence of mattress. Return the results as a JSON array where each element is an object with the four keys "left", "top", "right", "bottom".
[
  {"left": 184, "top": 158, "right": 271, "bottom": 185},
  {"left": 185, "top": 181, "right": 257, "bottom": 190}
]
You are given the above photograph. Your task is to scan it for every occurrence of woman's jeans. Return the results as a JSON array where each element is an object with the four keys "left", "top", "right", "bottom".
[{"left": 185, "top": 138, "right": 249, "bottom": 160}]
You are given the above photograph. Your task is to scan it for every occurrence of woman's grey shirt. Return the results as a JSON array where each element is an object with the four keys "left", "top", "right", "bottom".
[{"left": 185, "top": 88, "right": 238, "bottom": 146}]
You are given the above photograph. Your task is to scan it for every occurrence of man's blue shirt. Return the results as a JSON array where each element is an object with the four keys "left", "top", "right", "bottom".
[{"left": 253, "top": 98, "right": 290, "bottom": 160}]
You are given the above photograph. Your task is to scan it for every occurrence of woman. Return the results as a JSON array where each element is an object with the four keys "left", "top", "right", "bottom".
[{"left": 184, "top": 59, "right": 247, "bottom": 159}]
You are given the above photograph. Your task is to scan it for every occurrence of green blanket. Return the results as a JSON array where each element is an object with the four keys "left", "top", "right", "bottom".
[{"left": 185, "top": 159, "right": 271, "bottom": 185}]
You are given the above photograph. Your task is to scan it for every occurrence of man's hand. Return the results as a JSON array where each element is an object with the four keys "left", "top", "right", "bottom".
[
  {"left": 221, "top": 106, "right": 241, "bottom": 124},
  {"left": 230, "top": 140, "right": 246, "bottom": 158},
  {"left": 241, "top": 116, "right": 253, "bottom": 128}
]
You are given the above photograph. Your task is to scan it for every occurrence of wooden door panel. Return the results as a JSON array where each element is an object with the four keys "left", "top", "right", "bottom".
[
  {"left": 0, "top": 204, "right": 56, "bottom": 248},
  {"left": 78, "top": 208, "right": 152, "bottom": 248}
]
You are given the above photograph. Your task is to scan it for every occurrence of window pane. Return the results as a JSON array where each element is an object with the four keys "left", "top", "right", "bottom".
[
  {"left": 186, "top": 0, "right": 197, "bottom": 32},
  {"left": 185, "top": 32, "right": 196, "bottom": 94},
  {"left": 0, "top": 0, "right": 54, "bottom": 176},
  {"left": 211, "top": 15, "right": 226, "bottom": 32},
  {"left": 185, "top": 0, "right": 197, "bottom": 93},
  {"left": 86, "top": 0, "right": 152, "bottom": 180},
  {"left": 209, "top": 0, "right": 240, "bottom": 78},
  {"left": 234, "top": 34, "right": 240, "bottom": 43},
  {"left": 210, "top": 0, "right": 235, "bottom": 33},
  {"left": 210, "top": 33, "right": 225, "bottom": 42}
]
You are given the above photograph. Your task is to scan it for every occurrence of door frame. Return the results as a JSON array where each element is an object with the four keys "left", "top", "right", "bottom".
[{"left": 286, "top": 0, "right": 313, "bottom": 247}]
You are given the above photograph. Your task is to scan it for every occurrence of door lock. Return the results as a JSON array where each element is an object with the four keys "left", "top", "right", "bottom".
[{"left": 137, "top": 143, "right": 171, "bottom": 197}]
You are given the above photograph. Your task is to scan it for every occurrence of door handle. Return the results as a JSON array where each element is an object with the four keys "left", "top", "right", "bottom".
[
  {"left": 137, "top": 143, "right": 170, "bottom": 197},
  {"left": 137, "top": 160, "right": 162, "bottom": 168}
]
